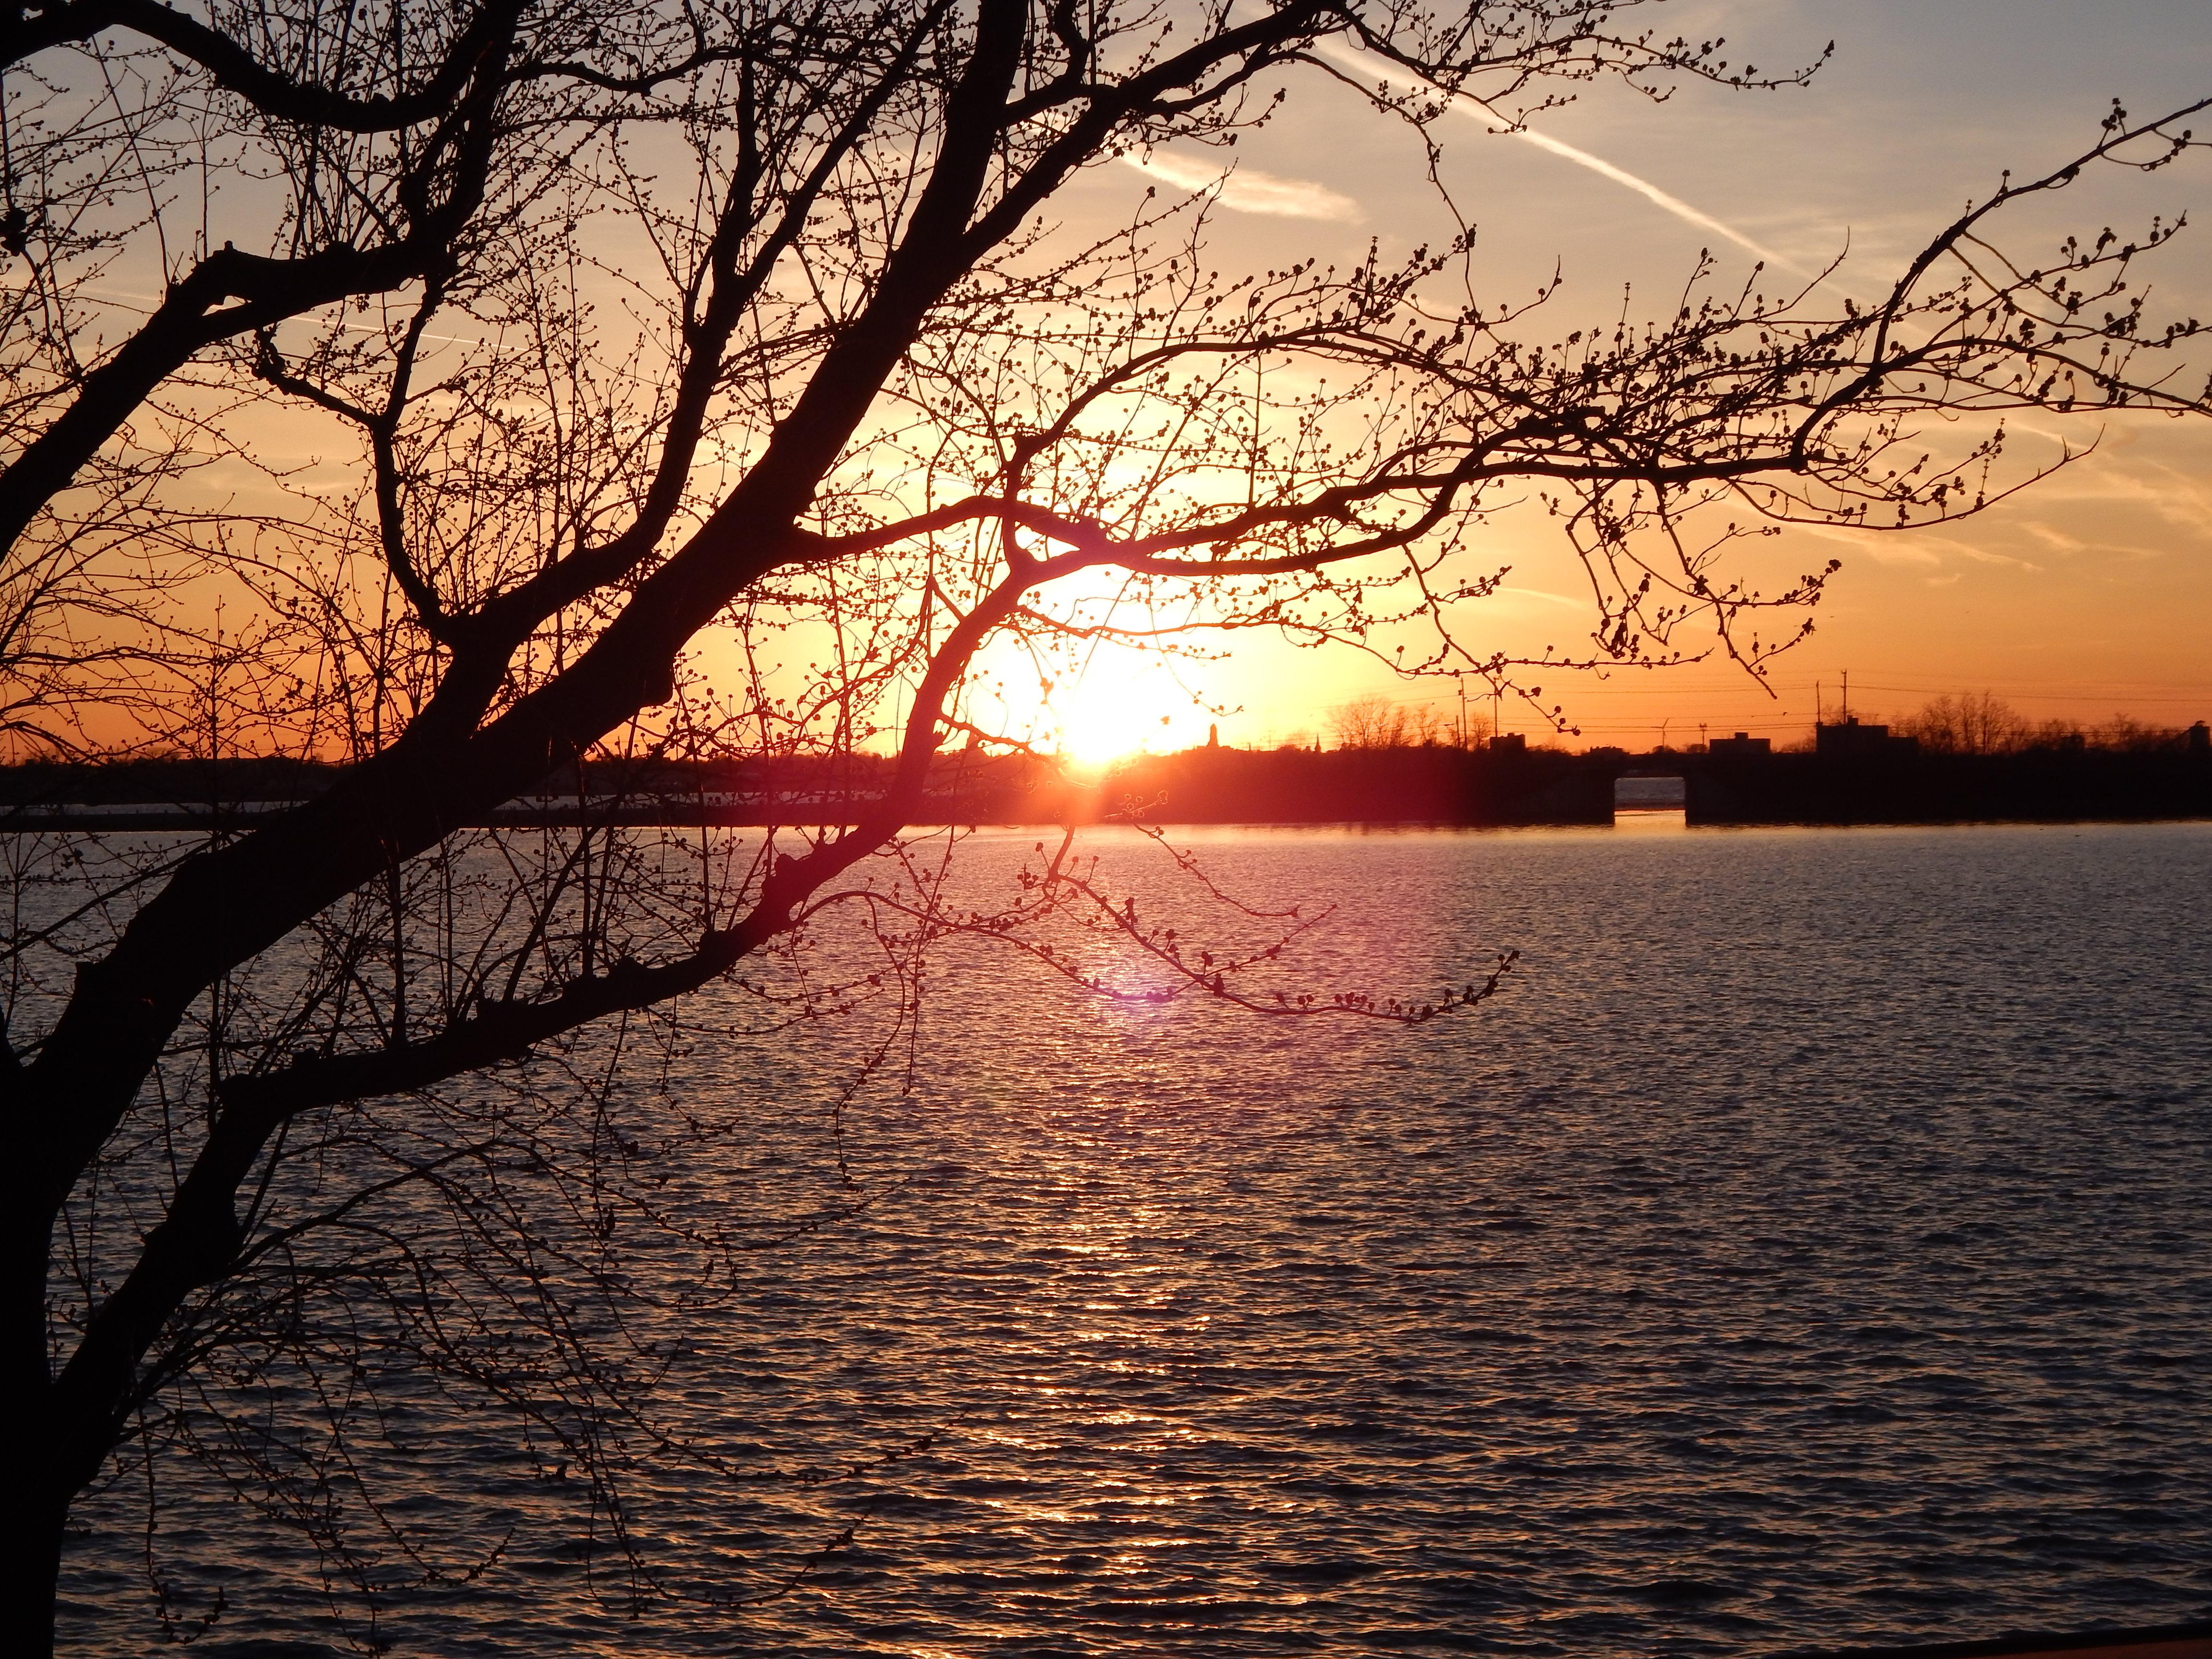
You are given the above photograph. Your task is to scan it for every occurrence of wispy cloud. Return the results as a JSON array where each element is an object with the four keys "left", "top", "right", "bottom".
[
  {"left": 2018, "top": 518, "right": 2173, "bottom": 564},
  {"left": 1490, "top": 583, "right": 1586, "bottom": 610},
  {"left": 2022, "top": 457, "right": 2212, "bottom": 534},
  {"left": 1122, "top": 151, "right": 1363, "bottom": 222},
  {"left": 1807, "top": 522, "right": 2045, "bottom": 573},
  {"left": 14, "top": 282, "right": 486, "bottom": 345}
]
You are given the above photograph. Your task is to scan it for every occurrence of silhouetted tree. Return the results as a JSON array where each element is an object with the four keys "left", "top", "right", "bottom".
[
  {"left": 1, "top": 0, "right": 2208, "bottom": 1647},
  {"left": 2089, "top": 711, "right": 2194, "bottom": 752},
  {"left": 1327, "top": 690, "right": 1451, "bottom": 752},
  {"left": 1903, "top": 691, "right": 2031, "bottom": 755}
]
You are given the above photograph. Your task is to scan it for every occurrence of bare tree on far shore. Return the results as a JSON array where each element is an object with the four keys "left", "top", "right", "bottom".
[
  {"left": 1900, "top": 693, "right": 2204, "bottom": 755},
  {"left": 1328, "top": 693, "right": 1455, "bottom": 750},
  {"left": 1900, "top": 691, "right": 2032, "bottom": 754}
]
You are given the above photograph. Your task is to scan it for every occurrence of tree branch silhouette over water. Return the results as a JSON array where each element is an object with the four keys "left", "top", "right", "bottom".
[{"left": 0, "top": 0, "right": 2207, "bottom": 1646}]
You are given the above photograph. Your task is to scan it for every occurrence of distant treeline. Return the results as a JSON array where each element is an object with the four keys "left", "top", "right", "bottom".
[
  {"left": 0, "top": 744, "right": 1613, "bottom": 827},
  {"left": 1850, "top": 693, "right": 2203, "bottom": 757},
  {"left": 5, "top": 714, "right": 2209, "bottom": 829},
  {"left": 1687, "top": 744, "right": 2212, "bottom": 825},
  {"left": 0, "top": 754, "right": 346, "bottom": 806}
]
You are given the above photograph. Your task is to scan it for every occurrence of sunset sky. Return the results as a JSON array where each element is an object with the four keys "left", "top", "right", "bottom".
[
  {"left": 21, "top": 1, "right": 2206, "bottom": 764},
  {"left": 1021, "top": 0, "right": 2212, "bottom": 756}
]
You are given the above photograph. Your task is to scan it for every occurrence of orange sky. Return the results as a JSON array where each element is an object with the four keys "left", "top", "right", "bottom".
[
  {"left": 20, "top": 3, "right": 2209, "bottom": 765},
  {"left": 1013, "top": 0, "right": 2212, "bottom": 756}
]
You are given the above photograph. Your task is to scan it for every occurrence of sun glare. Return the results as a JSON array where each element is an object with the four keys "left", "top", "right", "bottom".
[
  {"left": 961, "top": 630, "right": 1216, "bottom": 769},
  {"left": 1056, "top": 688, "right": 1183, "bottom": 769}
]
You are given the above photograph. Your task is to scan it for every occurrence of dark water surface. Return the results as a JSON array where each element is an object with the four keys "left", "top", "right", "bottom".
[{"left": 63, "top": 820, "right": 2212, "bottom": 1655}]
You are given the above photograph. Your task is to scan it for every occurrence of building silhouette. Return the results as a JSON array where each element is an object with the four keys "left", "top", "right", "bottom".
[
  {"left": 1815, "top": 717, "right": 1918, "bottom": 760},
  {"left": 1708, "top": 732, "right": 1772, "bottom": 757}
]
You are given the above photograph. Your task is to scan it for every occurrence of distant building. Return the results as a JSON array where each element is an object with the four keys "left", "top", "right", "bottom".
[
  {"left": 1488, "top": 733, "right": 1527, "bottom": 756},
  {"left": 1816, "top": 717, "right": 1918, "bottom": 760},
  {"left": 1709, "top": 732, "right": 1771, "bottom": 757}
]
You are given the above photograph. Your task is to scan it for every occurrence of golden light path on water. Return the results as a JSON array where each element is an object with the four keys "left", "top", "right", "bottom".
[{"left": 50, "top": 820, "right": 2212, "bottom": 1654}]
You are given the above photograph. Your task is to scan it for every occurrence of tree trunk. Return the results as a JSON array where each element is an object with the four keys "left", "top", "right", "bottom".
[
  {"left": 0, "top": 1478, "right": 64, "bottom": 1659},
  {"left": 2, "top": 1198, "right": 60, "bottom": 1653}
]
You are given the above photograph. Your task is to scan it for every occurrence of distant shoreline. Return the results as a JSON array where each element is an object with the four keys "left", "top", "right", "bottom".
[{"left": 5, "top": 736, "right": 2209, "bottom": 831}]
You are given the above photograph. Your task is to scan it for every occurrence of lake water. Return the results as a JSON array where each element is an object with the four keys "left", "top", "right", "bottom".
[{"left": 57, "top": 818, "right": 2212, "bottom": 1656}]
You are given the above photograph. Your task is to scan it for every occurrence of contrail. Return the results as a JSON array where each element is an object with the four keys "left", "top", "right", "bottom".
[
  {"left": 1313, "top": 36, "right": 1802, "bottom": 275},
  {"left": 1466, "top": 103, "right": 1798, "bottom": 273}
]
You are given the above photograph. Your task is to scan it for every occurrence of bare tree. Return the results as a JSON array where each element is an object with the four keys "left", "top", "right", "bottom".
[
  {"left": 1330, "top": 694, "right": 1455, "bottom": 748},
  {"left": 1, "top": 0, "right": 2208, "bottom": 1646},
  {"left": 1903, "top": 690, "right": 2031, "bottom": 755},
  {"left": 1329, "top": 693, "right": 1405, "bottom": 749},
  {"left": 2088, "top": 711, "right": 2194, "bottom": 752}
]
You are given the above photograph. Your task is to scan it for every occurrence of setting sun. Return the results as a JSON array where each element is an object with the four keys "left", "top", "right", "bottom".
[
  {"left": 963, "top": 628, "right": 1228, "bottom": 767},
  {"left": 1054, "top": 685, "right": 1185, "bottom": 767}
]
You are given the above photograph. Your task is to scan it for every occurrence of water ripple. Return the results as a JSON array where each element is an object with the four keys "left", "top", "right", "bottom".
[{"left": 61, "top": 821, "right": 2212, "bottom": 1655}]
